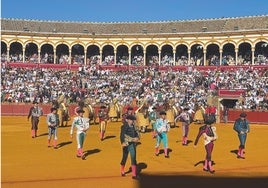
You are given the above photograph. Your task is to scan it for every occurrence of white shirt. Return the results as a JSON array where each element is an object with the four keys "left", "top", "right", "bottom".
[{"left": 70, "top": 116, "right": 90, "bottom": 135}]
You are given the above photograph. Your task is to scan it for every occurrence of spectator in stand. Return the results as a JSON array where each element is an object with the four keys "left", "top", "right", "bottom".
[{"left": 1, "top": 65, "right": 267, "bottom": 112}]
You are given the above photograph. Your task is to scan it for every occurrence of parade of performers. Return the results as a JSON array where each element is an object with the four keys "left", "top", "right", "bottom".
[
  {"left": 153, "top": 111, "right": 170, "bottom": 158},
  {"left": 1, "top": 56, "right": 266, "bottom": 177},
  {"left": 27, "top": 101, "right": 43, "bottom": 138},
  {"left": 194, "top": 115, "right": 218, "bottom": 173},
  {"left": 14, "top": 63, "right": 262, "bottom": 177},
  {"left": 46, "top": 107, "right": 60, "bottom": 148},
  {"left": 70, "top": 109, "right": 90, "bottom": 158},
  {"left": 120, "top": 115, "right": 140, "bottom": 179},
  {"left": 98, "top": 105, "right": 109, "bottom": 141},
  {"left": 233, "top": 112, "right": 250, "bottom": 159}
]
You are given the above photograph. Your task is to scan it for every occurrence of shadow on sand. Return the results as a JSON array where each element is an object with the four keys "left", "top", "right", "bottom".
[
  {"left": 138, "top": 173, "right": 268, "bottom": 188},
  {"left": 81, "top": 149, "right": 101, "bottom": 160}
]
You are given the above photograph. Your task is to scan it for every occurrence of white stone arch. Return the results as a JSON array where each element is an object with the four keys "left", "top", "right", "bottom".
[
  {"left": 100, "top": 42, "right": 116, "bottom": 50},
  {"left": 237, "top": 39, "right": 253, "bottom": 47},
  {"left": 204, "top": 40, "right": 221, "bottom": 49},
  {"left": 129, "top": 42, "right": 145, "bottom": 53},
  {"left": 70, "top": 41, "right": 86, "bottom": 49},
  {"left": 1, "top": 39, "right": 8, "bottom": 46},
  {"left": 174, "top": 41, "right": 190, "bottom": 49},
  {"left": 115, "top": 42, "right": 129, "bottom": 49},
  {"left": 252, "top": 37, "right": 268, "bottom": 47},
  {"left": 114, "top": 43, "right": 130, "bottom": 65},
  {"left": 54, "top": 42, "right": 71, "bottom": 64},
  {"left": 159, "top": 42, "right": 174, "bottom": 50},
  {"left": 9, "top": 39, "right": 24, "bottom": 47},
  {"left": 55, "top": 41, "right": 71, "bottom": 49},
  {"left": 100, "top": 43, "right": 115, "bottom": 65},
  {"left": 175, "top": 42, "right": 190, "bottom": 59},
  {"left": 23, "top": 39, "right": 39, "bottom": 47},
  {"left": 159, "top": 43, "right": 175, "bottom": 66},
  {"left": 144, "top": 42, "right": 159, "bottom": 50},
  {"left": 188, "top": 41, "right": 205, "bottom": 65},
  {"left": 85, "top": 43, "right": 101, "bottom": 50},
  {"left": 221, "top": 40, "right": 237, "bottom": 49},
  {"left": 40, "top": 41, "right": 55, "bottom": 48},
  {"left": 189, "top": 41, "right": 205, "bottom": 49},
  {"left": 221, "top": 40, "right": 237, "bottom": 65},
  {"left": 204, "top": 41, "right": 221, "bottom": 66}
]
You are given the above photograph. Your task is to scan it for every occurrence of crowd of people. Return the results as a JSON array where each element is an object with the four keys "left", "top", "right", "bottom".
[
  {"left": 17, "top": 63, "right": 256, "bottom": 178},
  {"left": 1, "top": 63, "right": 268, "bottom": 113}
]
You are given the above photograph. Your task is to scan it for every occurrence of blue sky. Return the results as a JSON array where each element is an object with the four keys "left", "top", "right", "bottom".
[{"left": 1, "top": 0, "right": 268, "bottom": 22}]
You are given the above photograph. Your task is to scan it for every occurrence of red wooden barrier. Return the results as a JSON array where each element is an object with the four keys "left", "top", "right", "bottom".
[
  {"left": 218, "top": 89, "right": 245, "bottom": 97},
  {"left": 2, "top": 104, "right": 268, "bottom": 124},
  {"left": 1, "top": 104, "right": 103, "bottom": 117},
  {"left": 224, "top": 110, "right": 268, "bottom": 124}
]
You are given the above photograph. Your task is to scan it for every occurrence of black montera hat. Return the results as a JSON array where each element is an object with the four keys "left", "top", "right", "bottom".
[
  {"left": 204, "top": 116, "right": 215, "bottom": 125},
  {"left": 50, "top": 107, "right": 57, "bottom": 112},
  {"left": 127, "top": 107, "right": 134, "bottom": 110},
  {"left": 77, "top": 109, "right": 85, "bottom": 113},
  {"left": 126, "top": 115, "right": 136, "bottom": 120},
  {"left": 183, "top": 107, "right": 189, "bottom": 111},
  {"left": 240, "top": 112, "right": 247, "bottom": 117},
  {"left": 159, "top": 111, "right": 167, "bottom": 115}
]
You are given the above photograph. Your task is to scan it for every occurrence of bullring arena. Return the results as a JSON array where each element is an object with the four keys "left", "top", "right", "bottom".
[
  {"left": 1, "top": 15, "right": 268, "bottom": 188},
  {"left": 2, "top": 115, "right": 268, "bottom": 188}
]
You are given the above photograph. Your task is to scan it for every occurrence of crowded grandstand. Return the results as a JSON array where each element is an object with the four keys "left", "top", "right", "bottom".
[{"left": 1, "top": 15, "right": 268, "bottom": 123}]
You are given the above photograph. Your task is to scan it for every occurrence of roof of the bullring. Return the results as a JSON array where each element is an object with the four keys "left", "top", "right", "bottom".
[{"left": 1, "top": 15, "right": 268, "bottom": 35}]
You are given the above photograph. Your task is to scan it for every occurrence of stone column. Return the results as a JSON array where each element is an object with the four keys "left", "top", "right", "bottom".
[
  {"left": 53, "top": 49, "right": 56, "bottom": 64},
  {"left": 100, "top": 50, "right": 102, "bottom": 65},
  {"left": 173, "top": 49, "right": 176, "bottom": 65},
  {"left": 114, "top": 50, "right": 117, "bottom": 65},
  {"left": 84, "top": 49, "right": 87, "bottom": 65},
  {"left": 128, "top": 50, "right": 131, "bottom": 65},
  {"left": 143, "top": 50, "right": 146, "bottom": 66},
  {"left": 38, "top": 47, "right": 40, "bottom": 63},
  {"left": 219, "top": 49, "right": 222, "bottom": 66},
  {"left": 69, "top": 49, "right": 71, "bottom": 64},
  {"left": 235, "top": 48, "right": 238, "bottom": 65},
  {"left": 251, "top": 47, "right": 255, "bottom": 65},
  {"left": 23, "top": 47, "right": 25, "bottom": 63},
  {"left": 203, "top": 50, "right": 207, "bottom": 66}
]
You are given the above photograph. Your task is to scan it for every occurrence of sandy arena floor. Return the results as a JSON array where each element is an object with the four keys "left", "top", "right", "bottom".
[{"left": 1, "top": 116, "right": 268, "bottom": 188}]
